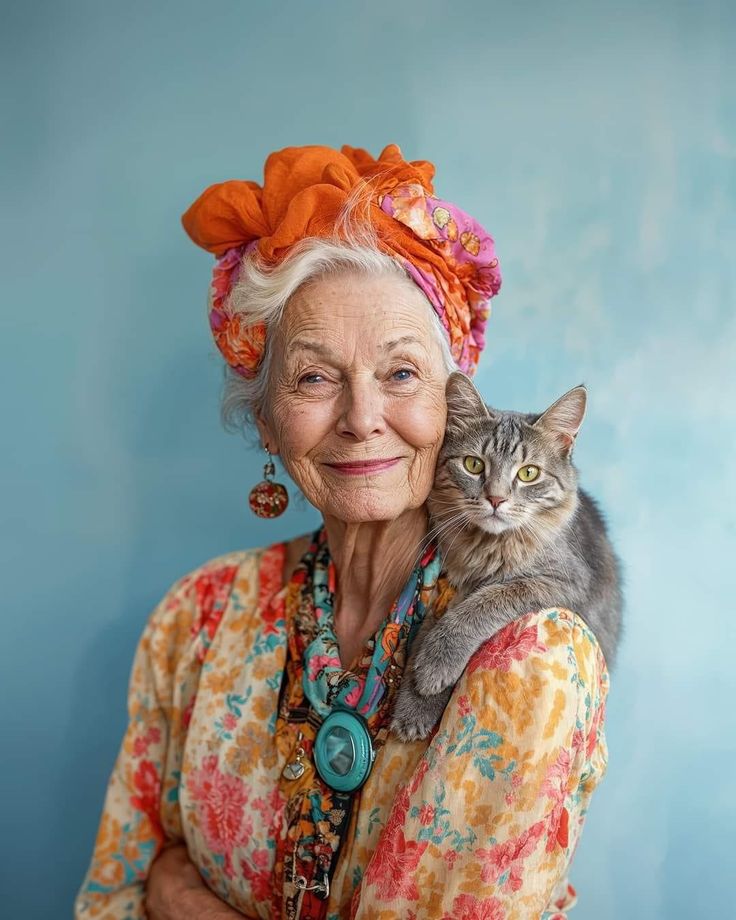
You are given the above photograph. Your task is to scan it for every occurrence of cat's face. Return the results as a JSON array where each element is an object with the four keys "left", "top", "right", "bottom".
[{"left": 429, "top": 373, "right": 586, "bottom": 538}]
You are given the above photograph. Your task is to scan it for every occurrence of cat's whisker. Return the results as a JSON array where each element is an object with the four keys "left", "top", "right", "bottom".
[
  {"left": 409, "top": 522, "right": 461, "bottom": 568},
  {"left": 426, "top": 505, "right": 478, "bottom": 529},
  {"left": 412, "top": 510, "right": 476, "bottom": 567},
  {"left": 413, "top": 514, "right": 474, "bottom": 564},
  {"left": 437, "top": 515, "right": 478, "bottom": 570},
  {"left": 419, "top": 524, "right": 470, "bottom": 570}
]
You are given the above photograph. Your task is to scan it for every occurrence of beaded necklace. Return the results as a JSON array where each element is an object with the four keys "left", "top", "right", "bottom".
[{"left": 271, "top": 528, "right": 441, "bottom": 920}]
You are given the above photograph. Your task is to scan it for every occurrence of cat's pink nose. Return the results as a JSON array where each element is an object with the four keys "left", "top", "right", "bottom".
[{"left": 488, "top": 496, "right": 507, "bottom": 509}]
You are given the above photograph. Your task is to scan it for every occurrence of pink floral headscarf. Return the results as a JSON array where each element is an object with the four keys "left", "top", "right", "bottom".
[{"left": 182, "top": 144, "right": 501, "bottom": 377}]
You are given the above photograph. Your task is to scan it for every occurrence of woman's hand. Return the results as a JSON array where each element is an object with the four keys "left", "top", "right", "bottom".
[{"left": 145, "top": 843, "right": 245, "bottom": 919}]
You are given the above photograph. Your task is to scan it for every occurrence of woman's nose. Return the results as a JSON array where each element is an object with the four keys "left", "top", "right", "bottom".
[{"left": 337, "top": 379, "right": 387, "bottom": 441}]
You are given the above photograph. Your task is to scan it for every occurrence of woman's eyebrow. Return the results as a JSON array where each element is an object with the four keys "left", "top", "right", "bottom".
[
  {"left": 382, "top": 335, "right": 424, "bottom": 351},
  {"left": 288, "top": 339, "right": 331, "bottom": 356}
]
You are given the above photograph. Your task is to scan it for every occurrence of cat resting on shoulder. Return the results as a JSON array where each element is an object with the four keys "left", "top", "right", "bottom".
[{"left": 391, "top": 372, "right": 623, "bottom": 742}]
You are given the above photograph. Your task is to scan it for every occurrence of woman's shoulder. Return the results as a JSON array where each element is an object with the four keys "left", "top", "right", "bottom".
[
  {"left": 163, "top": 532, "right": 311, "bottom": 604},
  {"left": 462, "top": 607, "right": 609, "bottom": 689},
  {"left": 423, "top": 608, "right": 611, "bottom": 807},
  {"left": 140, "top": 532, "right": 311, "bottom": 662},
  {"left": 441, "top": 607, "right": 610, "bottom": 754}
]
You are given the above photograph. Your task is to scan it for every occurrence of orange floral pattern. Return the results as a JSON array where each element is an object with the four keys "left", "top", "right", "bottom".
[{"left": 75, "top": 536, "right": 609, "bottom": 919}]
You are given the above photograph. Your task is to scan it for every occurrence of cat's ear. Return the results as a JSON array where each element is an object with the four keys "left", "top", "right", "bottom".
[
  {"left": 533, "top": 385, "right": 587, "bottom": 456},
  {"left": 445, "top": 372, "right": 491, "bottom": 436}
]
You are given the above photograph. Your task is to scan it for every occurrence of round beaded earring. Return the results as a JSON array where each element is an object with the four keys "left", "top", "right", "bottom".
[{"left": 248, "top": 449, "right": 289, "bottom": 519}]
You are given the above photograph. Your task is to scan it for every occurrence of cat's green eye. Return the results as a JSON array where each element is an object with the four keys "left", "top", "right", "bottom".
[
  {"left": 463, "top": 456, "right": 484, "bottom": 475},
  {"left": 517, "top": 464, "right": 540, "bottom": 482}
]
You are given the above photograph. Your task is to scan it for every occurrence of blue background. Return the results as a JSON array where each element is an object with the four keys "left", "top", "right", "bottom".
[{"left": 2, "top": 1, "right": 734, "bottom": 916}]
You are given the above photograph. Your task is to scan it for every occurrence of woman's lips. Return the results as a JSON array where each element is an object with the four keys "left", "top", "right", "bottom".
[{"left": 324, "top": 457, "right": 403, "bottom": 476}]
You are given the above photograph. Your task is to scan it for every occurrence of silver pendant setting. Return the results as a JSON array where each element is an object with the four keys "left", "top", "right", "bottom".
[
  {"left": 282, "top": 759, "right": 306, "bottom": 781},
  {"left": 282, "top": 731, "right": 307, "bottom": 781}
]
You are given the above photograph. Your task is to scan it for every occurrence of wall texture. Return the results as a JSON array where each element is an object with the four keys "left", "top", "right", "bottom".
[{"left": 1, "top": 1, "right": 733, "bottom": 916}]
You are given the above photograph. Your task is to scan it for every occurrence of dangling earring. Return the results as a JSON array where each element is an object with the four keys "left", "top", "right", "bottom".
[{"left": 249, "top": 448, "right": 289, "bottom": 518}]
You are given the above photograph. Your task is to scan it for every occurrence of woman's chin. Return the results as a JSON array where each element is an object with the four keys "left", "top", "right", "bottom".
[{"left": 316, "top": 487, "right": 426, "bottom": 525}]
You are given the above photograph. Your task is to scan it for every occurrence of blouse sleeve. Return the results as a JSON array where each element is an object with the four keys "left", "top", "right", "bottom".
[
  {"left": 351, "top": 608, "right": 610, "bottom": 920},
  {"left": 73, "top": 556, "right": 245, "bottom": 919}
]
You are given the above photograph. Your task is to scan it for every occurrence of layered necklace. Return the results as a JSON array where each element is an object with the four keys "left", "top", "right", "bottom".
[{"left": 271, "top": 527, "right": 442, "bottom": 920}]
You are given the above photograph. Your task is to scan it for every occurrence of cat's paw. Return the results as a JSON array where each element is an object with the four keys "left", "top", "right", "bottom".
[
  {"left": 412, "top": 621, "right": 469, "bottom": 697},
  {"left": 390, "top": 674, "right": 451, "bottom": 742}
]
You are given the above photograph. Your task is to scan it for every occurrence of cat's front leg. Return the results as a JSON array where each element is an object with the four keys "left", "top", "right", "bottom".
[
  {"left": 390, "top": 666, "right": 453, "bottom": 741},
  {"left": 413, "top": 577, "right": 558, "bottom": 696},
  {"left": 412, "top": 597, "right": 482, "bottom": 697}
]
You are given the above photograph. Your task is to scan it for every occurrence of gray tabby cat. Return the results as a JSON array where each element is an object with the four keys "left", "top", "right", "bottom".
[{"left": 391, "top": 372, "right": 623, "bottom": 742}]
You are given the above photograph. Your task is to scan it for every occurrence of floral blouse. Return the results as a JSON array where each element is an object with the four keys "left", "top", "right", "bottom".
[{"left": 75, "top": 535, "right": 610, "bottom": 919}]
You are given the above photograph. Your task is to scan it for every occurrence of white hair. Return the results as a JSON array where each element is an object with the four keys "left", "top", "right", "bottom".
[{"left": 217, "top": 232, "right": 456, "bottom": 435}]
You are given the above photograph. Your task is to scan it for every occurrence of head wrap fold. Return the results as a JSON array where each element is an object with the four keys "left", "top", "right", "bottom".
[{"left": 181, "top": 144, "right": 501, "bottom": 377}]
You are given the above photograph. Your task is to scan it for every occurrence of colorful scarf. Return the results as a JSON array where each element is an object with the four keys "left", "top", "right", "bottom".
[
  {"left": 270, "top": 528, "right": 442, "bottom": 920},
  {"left": 181, "top": 144, "right": 502, "bottom": 378}
]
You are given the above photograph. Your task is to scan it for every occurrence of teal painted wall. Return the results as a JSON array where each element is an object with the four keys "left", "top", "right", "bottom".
[{"left": 2, "top": 1, "right": 733, "bottom": 915}]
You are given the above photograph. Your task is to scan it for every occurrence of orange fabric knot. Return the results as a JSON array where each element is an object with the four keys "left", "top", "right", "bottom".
[{"left": 181, "top": 144, "right": 501, "bottom": 378}]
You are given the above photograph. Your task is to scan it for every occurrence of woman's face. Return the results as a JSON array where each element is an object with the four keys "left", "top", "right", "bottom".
[{"left": 258, "top": 271, "right": 449, "bottom": 523}]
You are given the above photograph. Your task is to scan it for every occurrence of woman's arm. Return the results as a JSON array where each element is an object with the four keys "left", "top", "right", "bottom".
[
  {"left": 74, "top": 558, "right": 245, "bottom": 919},
  {"left": 145, "top": 844, "right": 247, "bottom": 919},
  {"left": 351, "top": 608, "right": 609, "bottom": 919}
]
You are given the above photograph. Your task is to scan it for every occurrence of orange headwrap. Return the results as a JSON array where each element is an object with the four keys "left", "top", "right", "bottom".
[{"left": 182, "top": 144, "right": 501, "bottom": 376}]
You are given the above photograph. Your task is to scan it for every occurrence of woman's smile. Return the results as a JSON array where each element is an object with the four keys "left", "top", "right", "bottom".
[{"left": 323, "top": 457, "right": 405, "bottom": 475}]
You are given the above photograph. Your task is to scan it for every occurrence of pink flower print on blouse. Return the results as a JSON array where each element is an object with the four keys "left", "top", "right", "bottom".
[
  {"left": 418, "top": 803, "right": 435, "bottom": 826},
  {"left": 239, "top": 848, "right": 272, "bottom": 903},
  {"left": 457, "top": 693, "right": 473, "bottom": 718},
  {"left": 360, "top": 785, "right": 429, "bottom": 903},
  {"left": 478, "top": 821, "right": 546, "bottom": 893},
  {"left": 130, "top": 760, "right": 162, "bottom": 835},
  {"left": 468, "top": 617, "right": 548, "bottom": 674},
  {"left": 189, "top": 565, "right": 239, "bottom": 662},
  {"left": 132, "top": 726, "right": 161, "bottom": 758},
  {"left": 541, "top": 749, "right": 573, "bottom": 852},
  {"left": 187, "top": 755, "right": 254, "bottom": 878},
  {"left": 440, "top": 892, "right": 506, "bottom": 920}
]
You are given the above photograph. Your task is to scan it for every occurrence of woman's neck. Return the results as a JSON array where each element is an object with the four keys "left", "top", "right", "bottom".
[{"left": 323, "top": 508, "right": 429, "bottom": 663}]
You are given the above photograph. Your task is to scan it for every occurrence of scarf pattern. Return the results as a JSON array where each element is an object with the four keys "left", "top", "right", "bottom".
[{"left": 271, "top": 528, "right": 441, "bottom": 920}]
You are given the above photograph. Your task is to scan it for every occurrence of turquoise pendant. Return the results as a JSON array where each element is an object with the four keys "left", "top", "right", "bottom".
[{"left": 314, "top": 707, "right": 376, "bottom": 793}]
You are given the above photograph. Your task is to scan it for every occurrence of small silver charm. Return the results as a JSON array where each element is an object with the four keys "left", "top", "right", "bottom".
[
  {"left": 282, "top": 759, "right": 306, "bottom": 781},
  {"left": 282, "top": 731, "right": 307, "bottom": 781}
]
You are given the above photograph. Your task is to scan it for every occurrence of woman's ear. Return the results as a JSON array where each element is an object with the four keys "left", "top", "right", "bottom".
[{"left": 254, "top": 410, "right": 279, "bottom": 456}]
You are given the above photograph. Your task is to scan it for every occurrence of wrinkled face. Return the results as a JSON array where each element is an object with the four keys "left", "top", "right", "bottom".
[{"left": 258, "top": 271, "right": 449, "bottom": 523}]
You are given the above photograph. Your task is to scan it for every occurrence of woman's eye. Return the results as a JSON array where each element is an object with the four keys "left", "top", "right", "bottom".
[
  {"left": 391, "top": 368, "right": 414, "bottom": 382},
  {"left": 299, "top": 372, "right": 325, "bottom": 385},
  {"left": 463, "top": 456, "right": 484, "bottom": 475},
  {"left": 517, "top": 464, "right": 540, "bottom": 482}
]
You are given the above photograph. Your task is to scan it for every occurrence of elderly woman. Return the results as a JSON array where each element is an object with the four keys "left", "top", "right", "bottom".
[{"left": 75, "top": 145, "right": 609, "bottom": 920}]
